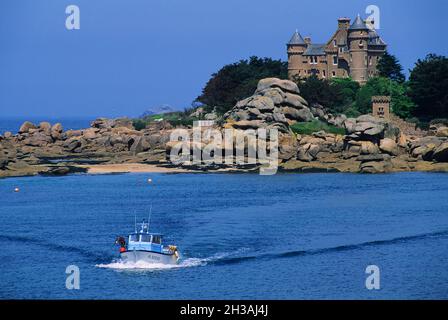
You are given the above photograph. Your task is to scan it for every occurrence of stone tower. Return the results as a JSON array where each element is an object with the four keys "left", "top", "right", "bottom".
[
  {"left": 287, "top": 30, "right": 307, "bottom": 79},
  {"left": 347, "top": 15, "right": 370, "bottom": 84},
  {"left": 372, "top": 96, "right": 391, "bottom": 120}
]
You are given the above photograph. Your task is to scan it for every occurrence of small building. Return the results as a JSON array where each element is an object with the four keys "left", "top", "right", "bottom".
[{"left": 372, "top": 96, "right": 391, "bottom": 119}]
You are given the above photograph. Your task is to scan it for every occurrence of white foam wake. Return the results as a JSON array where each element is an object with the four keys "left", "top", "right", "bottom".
[
  {"left": 96, "top": 249, "right": 248, "bottom": 271},
  {"left": 96, "top": 258, "right": 203, "bottom": 271}
]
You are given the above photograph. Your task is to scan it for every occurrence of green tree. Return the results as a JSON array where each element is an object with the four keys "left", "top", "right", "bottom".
[
  {"left": 295, "top": 75, "right": 334, "bottom": 108},
  {"left": 196, "top": 56, "right": 288, "bottom": 114},
  {"left": 330, "top": 77, "right": 360, "bottom": 113},
  {"left": 355, "top": 77, "right": 415, "bottom": 118},
  {"left": 408, "top": 54, "right": 448, "bottom": 119},
  {"left": 295, "top": 76, "right": 359, "bottom": 115},
  {"left": 377, "top": 51, "right": 406, "bottom": 83}
]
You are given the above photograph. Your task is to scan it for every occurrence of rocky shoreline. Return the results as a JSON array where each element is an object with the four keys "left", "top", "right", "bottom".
[{"left": 1, "top": 78, "right": 448, "bottom": 179}]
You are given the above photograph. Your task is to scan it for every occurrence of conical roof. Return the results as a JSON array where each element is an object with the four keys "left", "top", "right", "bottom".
[
  {"left": 349, "top": 14, "right": 369, "bottom": 31},
  {"left": 288, "top": 30, "right": 305, "bottom": 45}
]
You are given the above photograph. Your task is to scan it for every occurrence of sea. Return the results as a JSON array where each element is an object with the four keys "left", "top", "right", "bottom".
[{"left": 0, "top": 172, "right": 447, "bottom": 299}]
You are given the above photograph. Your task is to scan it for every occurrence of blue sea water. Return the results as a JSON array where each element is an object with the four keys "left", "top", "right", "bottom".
[{"left": 0, "top": 172, "right": 447, "bottom": 299}]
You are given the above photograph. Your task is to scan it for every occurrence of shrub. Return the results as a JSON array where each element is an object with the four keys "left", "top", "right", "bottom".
[
  {"left": 290, "top": 120, "right": 345, "bottom": 135},
  {"left": 355, "top": 77, "right": 416, "bottom": 119}
]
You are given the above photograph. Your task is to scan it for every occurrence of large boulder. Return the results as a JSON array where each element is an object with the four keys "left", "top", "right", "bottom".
[
  {"left": 379, "top": 138, "right": 398, "bottom": 156},
  {"left": 23, "top": 132, "right": 53, "bottom": 147},
  {"left": 256, "top": 78, "right": 301, "bottom": 95},
  {"left": 433, "top": 142, "right": 448, "bottom": 162},
  {"left": 436, "top": 127, "right": 448, "bottom": 138},
  {"left": 360, "top": 141, "right": 379, "bottom": 155},
  {"left": 82, "top": 128, "right": 99, "bottom": 140},
  {"left": 39, "top": 122, "right": 52, "bottom": 135},
  {"left": 91, "top": 118, "right": 134, "bottom": 130},
  {"left": 278, "top": 134, "right": 298, "bottom": 160},
  {"left": 3, "top": 131, "right": 12, "bottom": 139},
  {"left": 409, "top": 136, "right": 445, "bottom": 160},
  {"left": 297, "top": 143, "right": 320, "bottom": 162},
  {"left": 230, "top": 120, "right": 266, "bottom": 130},
  {"left": 360, "top": 160, "right": 391, "bottom": 174},
  {"left": 19, "top": 121, "right": 36, "bottom": 134},
  {"left": 129, "top": 136, "right": 151, "bottom": 154},
  {"left": 224, "top": 78, "right": 313, "bottom": 131},
  {"left": 63, "top": 137, "right": 82, "bottom": 152},
  {"left": 343, "top": 115, "right": 400, "bottom": 144},
  {"left": 51, "top": 123, "right": 63, "bottom": 140},
  {"left": 91, "top": 118, "right": 115, "bottom": 129}
]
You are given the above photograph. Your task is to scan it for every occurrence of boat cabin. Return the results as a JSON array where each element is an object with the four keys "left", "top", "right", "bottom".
[{"left": 125, "top": 220, "right": 173, "bottom": 254}]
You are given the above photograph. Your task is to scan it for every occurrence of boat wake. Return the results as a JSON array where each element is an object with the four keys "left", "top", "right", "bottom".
[
  {"left": 211, "top": 229, "right": 448, "bottom": 266},
  {"left": 96, "top": 250, "right": 247, "bottom": 271}
]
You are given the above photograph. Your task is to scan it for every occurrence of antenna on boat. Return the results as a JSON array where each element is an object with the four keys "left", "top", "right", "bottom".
[
  {"left": 134, "top": 212, "right": 137, "bottom": 233},
  {"left": 148, "top": 203, "right": 152, "bottom": 231}
]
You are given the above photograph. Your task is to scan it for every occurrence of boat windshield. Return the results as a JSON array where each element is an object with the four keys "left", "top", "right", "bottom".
[
  {"left": 140, "top": 234, "right": 151, "bottom": 242},
  {"left": 152, "top": 235, "right": 161, "bottom": 244},
  {"left": 129, "top": 234, "right": 138, "bottom": 242}
]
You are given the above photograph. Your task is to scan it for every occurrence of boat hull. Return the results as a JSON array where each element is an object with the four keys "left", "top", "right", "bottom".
[{"left": 120, "top": 250, "right": 179, "bottom": 265}]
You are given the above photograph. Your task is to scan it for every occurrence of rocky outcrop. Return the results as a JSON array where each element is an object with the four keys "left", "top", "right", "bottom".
[
  {"left": 19, "top": 121, "right": 36, "bottom": 134},
  {"left": 436, "top": 127, "right": 448, "bottom": 138},
  {"left": 91, "top": 117, "right": 134, "bottom": 130},
  {"left": 408, "top": 136, "right": 448, "bottom": 162},
  {"left": 432, "top": 142, "right": 448, "bottom": 162},
  {"left": 2, "top": 86, "right": 448, "bottom": 177},
  {"left": 310, "top": 103, "right": 347, "bottom": 128},
  {"left": 224, "top": 78, "right": 314, "bottom": 133},
  {"left": 343, "top": 115, "right": 397, "bottom": 142}
]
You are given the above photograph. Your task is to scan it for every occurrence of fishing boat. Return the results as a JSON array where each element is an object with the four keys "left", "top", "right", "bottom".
[{"left": 115, "top": 219, "right": 180, "bottom": 265}]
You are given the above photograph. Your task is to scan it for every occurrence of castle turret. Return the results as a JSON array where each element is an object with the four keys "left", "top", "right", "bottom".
[
  {"left": 348, "top": 15, "right": 369, "bottom": 84},
  {"left": 287, "top": 30, "right": 307, "bottom": 79}
]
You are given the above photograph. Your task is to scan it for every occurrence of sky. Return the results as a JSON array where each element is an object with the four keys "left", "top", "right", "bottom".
[{"left": 0, "top": 0, "right": 447, "bottom": 119}]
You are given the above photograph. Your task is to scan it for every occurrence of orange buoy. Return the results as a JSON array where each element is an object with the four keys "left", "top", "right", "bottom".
[{"left": 119, "top": 247, "right": 126, "bottom": 253}]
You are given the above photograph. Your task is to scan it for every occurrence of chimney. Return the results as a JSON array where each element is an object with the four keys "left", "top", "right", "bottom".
[
  {"left": 304, "top": 37, "right": 311, "bottom": 45},
  {"left": 338, "top": 17, "right": 351, "bottom": 30}
]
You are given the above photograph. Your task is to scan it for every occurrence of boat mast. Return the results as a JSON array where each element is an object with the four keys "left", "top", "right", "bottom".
[{"left": 147, "top": 204, "right": 152, "bottom": 233}]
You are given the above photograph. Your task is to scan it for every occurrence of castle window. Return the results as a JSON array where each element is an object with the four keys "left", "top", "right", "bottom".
[
  {"left": 333, "top": 55, "right": 338, "bottom": 65},
  {"left": 332, "top": 71, "right": 336, "bottom": 77},
  {"left": 339, "top": 47, "right": 343, "bottom": 53},
  {"left": 333, "top": 40, "right": 337, "bottom": 47},
  {"left": 309, "top": 56, "right": 318, "bottom": 64},
  {"left": 323, "top": 70, "right": 326, "bottom": 78}
]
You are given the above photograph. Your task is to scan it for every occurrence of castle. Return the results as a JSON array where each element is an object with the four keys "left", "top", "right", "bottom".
[{"left": 287, "top": 15, "right": 386, "bottom": 84}]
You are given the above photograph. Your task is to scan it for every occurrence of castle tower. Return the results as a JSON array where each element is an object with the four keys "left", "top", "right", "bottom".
[
  {"left": 348, "top": 15, "right": 369, "bottom": 84},
  {"left": 287, "top": 30, "right": 307, "bottom": 79}
]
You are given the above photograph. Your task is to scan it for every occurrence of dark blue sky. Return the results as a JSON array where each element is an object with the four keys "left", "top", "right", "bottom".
[{"left": 1, "top": 0, "right": 447, "bottom": 118}]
